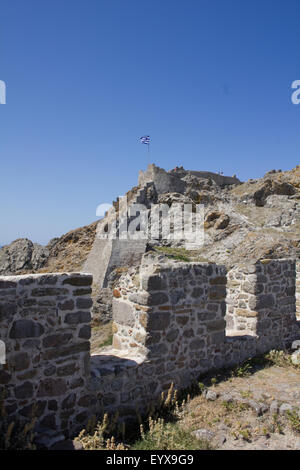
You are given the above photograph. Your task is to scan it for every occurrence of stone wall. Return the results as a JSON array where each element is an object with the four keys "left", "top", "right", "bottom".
[
  {"left": 84, "top": 163, "right": 240, "bottom": 291},
  {"left": 138, "top": 164, "right": 241, "bottom": 192},
  {"left": 188, "top": 170, "right": 241, "bottom": 187},
  {"left": 226, "top": 259, "right": 298, "bottom": 352},
  {"left": 83, "top": 183, "right": 154, "bottom": 288},
  {"left": 84, "top": 237, "right": 147, "bottom": 288},
  {"left": 90, "top": 255, "right": 299, "bottom": 422},
  {"left": 111, "top": 255, "right": 227, "bottom": 372},
  {"left": 88, "top": 256, "right": 228, "bottom": 422},
  {"left": 0, "top": 257, "right": 299, "bottom": 443},
  {"left": 226, "top": 263, "right": 259, "bottom": 335},
  {"left": 0, "top": 272, "right": 93, "bottom": 440}
]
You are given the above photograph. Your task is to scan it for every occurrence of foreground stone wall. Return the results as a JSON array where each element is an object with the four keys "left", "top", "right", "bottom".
[
  {"left": 112, "top": 256, "right": 227, "bottom": 371},
  {"left": 226, "top": 264, "right": 259, "bottom": 335},
  {"left": 226, "top": 259, "right": 298, "bottom": 352},
  {"left": 88, "top": 256, "right": 228, "bottom": 422},
  {"left": 0, "top": 258, "right": 299, "bottom": 443},
  {"left": 0, "top": 273, "right": 93, "bottom": 439},
  {"left": 91, "top": 256, "right": 299, "bottom": 422}
]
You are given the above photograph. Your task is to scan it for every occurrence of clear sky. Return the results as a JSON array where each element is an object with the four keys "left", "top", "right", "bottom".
[{"left": 0, "top": 0, "right": 299, "bottom": 245}]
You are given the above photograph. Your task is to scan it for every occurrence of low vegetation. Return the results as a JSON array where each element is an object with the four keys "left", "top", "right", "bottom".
[
  {"left": 154, "top": 246, "right": 192, "bottom": 262},
  {"left": 0, "top": 393, "right": 36, "bottom": 450},
  {"left": 133, "top": 418, "right": 210, "bottom": 450},
  {"left": 1, "top": 349, "right": 298, "bottom": 450},
  {"left": 74, "top": 350, "right": 300, "bottom": 450}
]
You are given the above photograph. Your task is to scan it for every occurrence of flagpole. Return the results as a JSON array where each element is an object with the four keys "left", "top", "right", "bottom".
[{"left": 139, "top": 135, "right": 150, "bottom": 168}]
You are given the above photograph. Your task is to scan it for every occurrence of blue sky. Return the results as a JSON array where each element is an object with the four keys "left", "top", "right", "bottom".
[{"left": 0, "top": 0, "right": 299, "bottom": 245}]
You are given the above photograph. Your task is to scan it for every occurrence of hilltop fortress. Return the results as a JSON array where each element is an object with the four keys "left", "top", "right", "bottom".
[
  {"left": 0, "top": 163, "right": 299, "bottom": 446},
  {"left": 84, "top": 164, "right": 241, "bottom": 287},
  {"left": 138, "top": 164, "right": 241, "bottom": 192}
]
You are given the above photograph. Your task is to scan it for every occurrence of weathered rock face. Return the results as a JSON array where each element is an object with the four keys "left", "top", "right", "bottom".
[
  {"left": 252, "top": 179, "right": 296, "bottom": 207},
  {"left": 0, "top": 239, "right": 49, "bottom": 275},
  {"left": 0, "top": 221, "right": 98, "bottom": 276},
  {"left": 43, "top": 221, "right": 98, "bottom": 273}
]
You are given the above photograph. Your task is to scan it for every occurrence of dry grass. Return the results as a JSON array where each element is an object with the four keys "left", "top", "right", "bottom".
[
  {"left": 133, "top": 417, "right": 211, "bottom": 450},
  {"left": 73, "top": 351, "right": 300, "bottom": 450},
  {"left": 91, "top": 321, "right": 113, "bottom": 353},
  {"left": 0, "top": 391, "right": 36, "bottom": 450}
]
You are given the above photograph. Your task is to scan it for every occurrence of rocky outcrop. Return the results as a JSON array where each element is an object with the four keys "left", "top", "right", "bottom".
[
  {"left": 253, "top": 180, "right": 296, "bottom": 207},
  {"left": 0, "top": 222, "right": 98, "bottom": 276},
  {"left": 0, "top": 239, "right": 49, "bottom": 275}
]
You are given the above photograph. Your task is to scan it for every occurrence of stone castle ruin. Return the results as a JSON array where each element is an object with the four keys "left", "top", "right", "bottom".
[
  {"left": 84, "top": 164, "right": 241, "bottom": 288},
  {"left": 0, "top": 164, "right": 299, "bottom": 446}
]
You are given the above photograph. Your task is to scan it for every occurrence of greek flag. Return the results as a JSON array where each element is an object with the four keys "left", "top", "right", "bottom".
[{"left": 140, "top": 135, "right": 150, "bottom": 145}]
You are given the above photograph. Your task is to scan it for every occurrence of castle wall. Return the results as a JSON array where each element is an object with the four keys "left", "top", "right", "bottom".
[
  {"left": 83, "top": 184, "right": 152, "bottom": 288},
  {"left": 84, "top": 163, "right": 240, "bottom": 290},
  {"left": 88, "top": 259, "right": 229, "bottom": 421},
  {"left": 226, "top": 264, "right": 258, "bottom": 335},
  {"left": 255, "top": 259, "right": 297, "bottom": 352},
  {"left": 138, "top": 164, "right": 187, "bottom": 194},
  {"left": 0, "top": 258, "right": 299, "bottom": 443},
  {"left": 0, "top": 273, "right": 93, "bottom": 440},
  {"left": 111, "top": 260, "right": 227, "bottom": 374},
  {"left": 92, "top": 257, "right": 298, "bottom": 421},
  {"left": 226, "top": 259, "right": 298, "bottom": 352},
  {"left": 188, "top": 170, "right": 241, "bottom": 187},
  {"left": 83, "top": 236, "right": 113, "bottom": 287},
  {"left": 138, "top": 164, "right": 241, "bottom": 193}
]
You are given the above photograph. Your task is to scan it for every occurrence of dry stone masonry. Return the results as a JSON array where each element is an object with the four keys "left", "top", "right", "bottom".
[
  {"left": 0, "top": 273, "right": 93, "bottom": 439},
  {"left": 226, "top": 259, "right": 298, "bottom": 352},
  {"left": 0, "top": 255, "right": 299, "bottom": 443},
  {"left": 89, "top": 255, "right": 299, "bottom": 423}
]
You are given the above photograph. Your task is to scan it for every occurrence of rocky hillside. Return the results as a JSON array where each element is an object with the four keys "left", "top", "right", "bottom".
[
  {"left": 0, "top": 221, "right": 98, "bottom": 275},
  {"left": 201, "top": 166, "right": 300, "bottom": 266},
  {"left": 0, "top": 165, "right": 299, "bottom": 276},
  {"left": 0, "top": 239, "right": 49, "bottom": 275}
]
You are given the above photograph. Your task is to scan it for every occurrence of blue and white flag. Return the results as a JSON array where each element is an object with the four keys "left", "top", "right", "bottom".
[{"left": 140, "top": 135, "right": 150, "bottom": 145}]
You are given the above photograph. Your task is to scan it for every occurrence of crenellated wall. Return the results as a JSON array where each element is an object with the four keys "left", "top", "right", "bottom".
[
  {"left": 111, "top": 256, "right": 227, "bottom": 370},
  {"left": 138, "top": 164, "right": 241, "bottom": 193},
  {"left": 0, "top": 257, "right": 299, "bottom": 444},
  {"left": 226, "top": 259, "right": 298, "bottom": 352},
  {"left": 0, "top": 273, "right": 93, "bottom": 440},
  {"left": 89, "top": 256, "right": 299, "bottom": 421}
]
